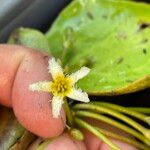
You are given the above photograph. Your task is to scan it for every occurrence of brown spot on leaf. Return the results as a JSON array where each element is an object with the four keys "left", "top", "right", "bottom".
[
  {"left": 79, "top": 57, "right": 95, "bottom": 68},
  {"left": 126, "top": 79, "right": 134, "bottom": 83},
  {"left": 116, "top": 57, "right": 124, "bottom": 64},
  {"left": 141, "top": 39, "right": 148, "bottom": 44},
  {"left": 102, "top": 15, "right": 108, "bottom": 19},
  {"left": 87, "top": 11, "right": 94, "bottom": 20},
  {"left": 139, "top": 23, "right": 150, "bottom": 31},
  {"left": 9, "top": 29, "right": 22, "bottom": 44},
  {"left": 143, "top": 48, "right": 147, "bottom": 54}
]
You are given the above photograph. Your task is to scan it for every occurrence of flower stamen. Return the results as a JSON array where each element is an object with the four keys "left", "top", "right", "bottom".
[
  {"left": 51, "top": 75, "right": 72, "bottom": 96},
  {"left": 29, "top": 57, "right": 90, "bottom": 118}
]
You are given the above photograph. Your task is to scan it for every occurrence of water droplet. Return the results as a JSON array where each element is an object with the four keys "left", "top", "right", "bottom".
[
  {"left": 110, "top": 60, "right": 114, "bottom": 65},
  {"left": 103, "top": 85, "right": 112, "bottom": 90},
  {"left": 73, "top": 8, "right": 77, "bottom": 13},
  {"left": 118, "top": 71, "right": 126, "bottom": 76},
  {"left": 63, "top": 27, "right": 75, "bottom": 49},
  {"left": 117, "top": 31, "right": 127, "bottom": 40},
  {"left": 99, "top": 77, "right": 107, "bottom": 83},
  {"left": 92, "top": 0, "right": 96, "bottom": 3},
  {"left": 79, "top": 0, "right": 88, "bottom": 7}
]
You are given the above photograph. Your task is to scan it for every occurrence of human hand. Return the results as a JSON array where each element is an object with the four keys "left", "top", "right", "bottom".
[{"left": 0, "top": 44, "right": 138, "bottom": 150}]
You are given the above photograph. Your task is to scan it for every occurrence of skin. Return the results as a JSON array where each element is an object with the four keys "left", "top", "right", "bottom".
[
  {"left": 28, "top": 133, "right": 86, "bottom": 150},
  {"left": 0, "top": 44, "right": 65, "bottom": 138},
  {"left": 44, "top": 133, "right": 86, "bottom": 150},
  {"left": 83, "top": 130, "right": 137, "bottom": 150},
  {"left": 83, "top": 120, "right": 137, "bottom": 150},
  {"left": 0, "top": 44, "right": 137, "bottom": 149}
]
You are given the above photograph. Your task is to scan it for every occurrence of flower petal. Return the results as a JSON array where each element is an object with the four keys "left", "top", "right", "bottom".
[
  {"left": 67, "top": 88, "right": 90, "bottom": 103},
  {"left": 48, "top": 57, "right": 63, "bottom": 79},
  {"left": 52, "top": 96, "right": 64, "bottom": 118},
  {"left": 69, "top": 67, "right": 90, "bottom": 84},
  {"left": 29, "top": 81, "right": 52, "bottom": 92}
]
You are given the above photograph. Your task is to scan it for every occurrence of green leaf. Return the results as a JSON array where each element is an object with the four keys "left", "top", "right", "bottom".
[
  {"left": 46, "top": 0, "right": 150, "bottom": 95},
  {"left": 8, "top": 27, "right": 50, "bottom": 53},
  {"left": 0, "top": 106, "right": 35, "bottom": 150}
]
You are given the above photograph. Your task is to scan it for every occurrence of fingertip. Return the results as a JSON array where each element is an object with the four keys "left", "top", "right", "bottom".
[
  {"left": 83, "top": 130, "right": 102, "bottom": 150},
  {"left": 12, "top": 49, "right": 66, "bottom": 138},
  {"left": 44, "top": 133, "right": 86, "bottom": 150}
]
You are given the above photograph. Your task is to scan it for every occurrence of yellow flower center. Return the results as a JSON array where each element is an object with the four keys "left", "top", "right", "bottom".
[{"left": 51, "top": 75, "right": 72, "bottom": 96}]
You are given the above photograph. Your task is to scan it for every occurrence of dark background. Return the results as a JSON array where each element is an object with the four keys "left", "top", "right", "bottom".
[{"left": 0, "top": 0, "right": 71, "bottom": 42}]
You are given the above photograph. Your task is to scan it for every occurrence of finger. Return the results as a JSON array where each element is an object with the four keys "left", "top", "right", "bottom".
[
  {"left": 101, "top": 139, "right": 137, "bottom": 150},
  {"left": 83, "top": 119, "right": 138, "bottom": 150},
  {"left": 84, "top": 131, "right": 102, "bottom": 150},
  {"left": 0, "top": 44, "right": 66, "bottom": 138},
  {"left": 29, "top": 133, "right": 86, "bottom": 150},
  {"left": 0, "top": 44, "right": 25, "bottom": 107},
  {"left": 84, "top": 131, "right": 137, "bottom": 150}
]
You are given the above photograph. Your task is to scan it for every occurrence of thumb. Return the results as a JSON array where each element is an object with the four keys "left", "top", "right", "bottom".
[
  {"left": 28, "top": 133, "right": 86, "bottom": 150},
  {"left": 0, "top": 44, "right": 66, "bottom": 138}
]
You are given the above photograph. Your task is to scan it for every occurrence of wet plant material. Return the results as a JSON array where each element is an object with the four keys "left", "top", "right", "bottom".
[
  {"left": 32, "top": 101, "right": 150, "bottom": 150},
  {"left": 71, "top": 102, "right": 150, "bottom": 150},
  {"left": 0, "top": 106, "right": 36, "bottom": 150}
]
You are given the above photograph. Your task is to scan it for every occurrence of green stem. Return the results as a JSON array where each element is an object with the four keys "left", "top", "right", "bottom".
[
  {"left": 127, "top": 107, "right": 150, "bottom": 114},
  {"left": 95, "top": 127, "right": 150, "bottom": 150},
  {"left": 63, "top": 98, "right": 73, "bottom": 126},
  {"left": 74, "top": 117, "right": 120, "bottom": 150},
  {"left": 92, "top": 102, "right": 149, "bottom": 125},
  {"left": 72, "top": 103, "right": 150, "bottom": 143},
  {"left": 74, "top": 110, "right": 150, "bottom": 145}
]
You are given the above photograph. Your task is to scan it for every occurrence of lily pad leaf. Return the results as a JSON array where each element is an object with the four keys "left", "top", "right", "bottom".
[
  {"left": 8, "top": 27, "right": 50, "bottom": 53},
  {"left": 46, "top": 0, "right": 150, "bottom": 95}
]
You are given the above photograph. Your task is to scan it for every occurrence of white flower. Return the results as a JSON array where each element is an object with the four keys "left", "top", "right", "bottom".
[{"left": 29, "top": 57, "right": 90, "bottom": 118}]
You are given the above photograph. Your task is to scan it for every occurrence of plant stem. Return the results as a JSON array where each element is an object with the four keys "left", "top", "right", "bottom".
[
  {"left": 127, "top": 107, "right": 150, "bottom": 114},
  {"left": 72, "top": 103, "right": 150, "bottom": 144},
  {"left": 74, "top": 117, "right": 120, "bottom": 150},
  {"left": 74, "top": 110, "right": 150, "bottom": 145},
  {"left": 63, "top": 98, "right": 73, "bottom": 126},
  {"left": 95, "top": 127, "right": 150, "bottom": 150},
  {"left": 92, "top": 102, "right": 149, "bottom": 125}
]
